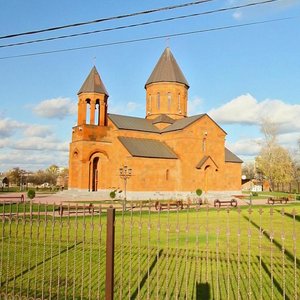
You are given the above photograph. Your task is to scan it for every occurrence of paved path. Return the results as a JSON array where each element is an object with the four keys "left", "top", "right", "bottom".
[{"left": 0, "top": 192, "right": 296, "bottom": 207}]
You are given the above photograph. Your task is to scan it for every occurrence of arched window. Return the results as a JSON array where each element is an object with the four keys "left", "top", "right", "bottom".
[
  {"left": 157, "top": 93, "right": 160, "bottom": 110},
  {"left": 178, "top": 94, "right": 181, "bottom": 112},
  {"left": 95, "top": 99, "right": 100, "bottom": 125},
  {"left": 166, "top": 169, "right": 169, "bottom": 180},
  {"left": 86, "top": 99, "right": 91, "bottom": 124},
  {"left": 167, "top": 92, "right": 171, "bottom": 111}
]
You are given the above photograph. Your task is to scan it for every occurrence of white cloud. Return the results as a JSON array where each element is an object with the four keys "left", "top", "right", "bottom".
[
  {"left": 226, "top": 138, "right": 261, "bottom": 157},
  {"left": 209, "top": 93, "right": 300, "bottom": 133},
  {"left": 24, "top": 124, "right": 53, "bottom": 137},
  {"left": 0, "top": 138, "right": 11, "bottom": 149},
  {"left": 33, "top": 97, "right": 76, "bottom": 119},
  {"left": 126, "top": 101, "right": 142, "bottom": 112},
  {"left": 0, "top": 150, "right": 69, "bottom": 171},
  {"left": 109, "top": 99, "right": 143, "bottom": 116},
  {"left": 11, "top": 136, "right": 69, "bottom": 152},
  {"left": 188, "top": 97, "right": 203, "bottom": 115},
  {"left": 277, "top": 132, "right": 300, "bottom": 148},
  {"left": 232, "top": 10, "right": 243, "bottom": 20},
  {"left": 0, "top": 118, "right": 24, "bottom": 138}
]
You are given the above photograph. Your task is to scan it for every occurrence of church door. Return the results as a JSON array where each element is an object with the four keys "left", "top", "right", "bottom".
[
  {"left": 92, "top": 157, "right": 99, "bottom": 191},
  {"left": 204, "top": 165, "right": 214, "bottom": 193}
]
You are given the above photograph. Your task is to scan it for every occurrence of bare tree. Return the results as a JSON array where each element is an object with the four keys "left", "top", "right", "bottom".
[
  {"left": 255, "top": 120, "right": 293, "bottom": 191},
  {"left": 242, "top": 162, "right": 256, "bottom": 179}
]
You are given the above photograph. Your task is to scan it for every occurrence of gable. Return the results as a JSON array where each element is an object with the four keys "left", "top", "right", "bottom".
[
  {"left": 161, "top": 114, "right": 205, "bottom": 133},
  {"left": 196, "top": 155, "right": 219, "bottom": 170},
  {"left": 161, "top": 114, "right": 227, "bottom": 135}
]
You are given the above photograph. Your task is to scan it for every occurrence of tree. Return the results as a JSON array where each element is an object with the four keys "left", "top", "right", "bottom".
[
  {"left": 255, "top": 120, "right": 293, "bottom": 191},
  {"left": 290, "top": 141, "right": 300, "bottom": 192},
  {"left": 45, "top": 165, "right": 59, "bottom": 186},
  {"left": 242, "top": 162, "right": 256, "bottom": 179},
  {"left": 6, "top": 167, "right": 27, "bottom": 186}
]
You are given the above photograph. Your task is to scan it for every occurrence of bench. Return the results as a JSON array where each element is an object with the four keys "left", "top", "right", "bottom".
[
  {"left": 232, "top": 194, "right": 247, "bottom": 200},
  {"left": 155, "top": 200, "right": 183, "bottom": 211},
  {"left": 185, "top": 198, "right": 203, "bottom": 208},
  {"left": 267, "top": 197, "right": 289, "bottom": 205},
  {"left": 57, "top": 203, "right": 94, "bottom": 216},
  {"left": 0, "top": 194, "right": 25, "bottom": 203},
  {"left": 214, "top": 199, "right": 237, "bottom": 208}
]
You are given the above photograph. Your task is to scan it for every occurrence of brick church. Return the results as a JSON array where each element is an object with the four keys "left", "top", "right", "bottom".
[{"left": 68, "top": 48, "right": 242, "bottom": 199}]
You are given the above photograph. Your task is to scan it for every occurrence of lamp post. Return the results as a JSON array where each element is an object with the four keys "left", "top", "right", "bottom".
[{"left": 119, "top": 165, "right": 132, "bottom": 210}]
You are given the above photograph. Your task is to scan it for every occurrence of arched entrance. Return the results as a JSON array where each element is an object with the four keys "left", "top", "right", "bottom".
[
  {"left": 91, "top": 157, "right": 99, "bottom": 191},
  {"left": 204, "top": 165, "right": 211, "bottom": 193},
  {"left": 204, "top": 165, "right": 218, "bottom": 193},
  {"left": 88, "top": 151, "right": 109, "bottom": 192}
]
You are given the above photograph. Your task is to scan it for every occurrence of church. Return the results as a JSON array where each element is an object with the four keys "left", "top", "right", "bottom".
[{"left": 68, "top": 48, "right": 242, "bottom": 199}]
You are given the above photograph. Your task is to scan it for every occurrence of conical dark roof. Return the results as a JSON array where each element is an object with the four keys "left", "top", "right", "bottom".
[
  {"left": 78, "top": 66, "right": 109, "bottom": 96},
  {"left": 145, "top": 48, "right": 189, "bottom": 88}
]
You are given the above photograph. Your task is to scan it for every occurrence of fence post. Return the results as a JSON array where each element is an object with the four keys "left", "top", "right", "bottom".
[{"left": 106, "top": 206, "right": 115, "bottom": 300}]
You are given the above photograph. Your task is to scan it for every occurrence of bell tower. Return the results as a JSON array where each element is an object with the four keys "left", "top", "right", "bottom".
[
  {"left": 77, "top": 66, "right": 109, "bottom": 126},
  {"left": 69, "top": 66, "right": 109, "bottom": 191},
  {"left": 145, "top": 48, "right": 189, "bottom": 120}
]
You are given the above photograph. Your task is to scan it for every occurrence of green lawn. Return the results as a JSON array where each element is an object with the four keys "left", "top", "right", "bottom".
[
  {"left": 0, "top": 203, "right": 299, "bottom": 299},
  {"left": 242, "top": 190, "right": 299, "bottom": 201}
]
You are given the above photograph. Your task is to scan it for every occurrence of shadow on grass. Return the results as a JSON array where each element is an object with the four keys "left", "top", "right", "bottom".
[
  {"left": 1, "top": 241, "right": 83, "bottom": 286},
  {"left": 276, "top": 210, "right": 300, "bottom": 222},
  {"left": 258, "top": 256, "right": 290, "bottom": 300},
  {"left": 243, "top": 216, "right": 300, "bottom": 266},
  {"left": 130, "top": 249, "right": 163, "bottom": 300},
  {"left": 196, "top": 282, "right": 210, "bottom": 299}
]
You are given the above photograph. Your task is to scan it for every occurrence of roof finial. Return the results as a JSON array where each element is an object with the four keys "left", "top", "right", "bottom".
[
  {"left": 165, "top": 37, "right": 170, "bottom": 48},
  {"left": 93, "top": 56, "right": 96, "bottom": 66}
]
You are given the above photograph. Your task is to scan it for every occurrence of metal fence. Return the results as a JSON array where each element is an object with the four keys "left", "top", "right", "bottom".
[{"left": 0, "top": 201, "right": 299, "bottom": 299}]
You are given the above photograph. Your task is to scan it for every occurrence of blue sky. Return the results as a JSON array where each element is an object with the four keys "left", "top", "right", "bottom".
[{"left": 0, "top": 0, "right": 300, "bottom": 172}]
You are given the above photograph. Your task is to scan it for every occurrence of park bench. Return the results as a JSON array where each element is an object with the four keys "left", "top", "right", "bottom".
[
  {"left": 57, "top": 203, "right": 94, "bottom": 216},
  {"left": 0, "top": 194, "right": 25, "bottom": 204},
  {"left": 185, "top": 198, "right": 203, "bottom": 208},
  {"left": 267, "top": 197, "right": 289, "bottom": 205},
  {"left": 155, "top": 200, "right": 183, "bottom": 211},
  {"left": 214, "top": 199, "right": 237, "bottom": 208}
]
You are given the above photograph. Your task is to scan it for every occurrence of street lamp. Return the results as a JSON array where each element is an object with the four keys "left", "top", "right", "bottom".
[{"left": 119, "top": 165, "right": 132, "bottom": 210}]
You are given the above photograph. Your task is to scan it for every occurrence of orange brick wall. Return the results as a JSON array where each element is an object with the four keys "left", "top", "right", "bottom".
[{"left": 69, "top": 78, "right": 242, "bottom": 194}]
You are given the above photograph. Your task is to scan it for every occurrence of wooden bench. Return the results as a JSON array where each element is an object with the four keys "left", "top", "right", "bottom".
[
  {"left": 185, "top": 198, "right": 203, "bottom": 208},
  {"left": 0, "top": 194, "right": 25, "bottom": 203},
  {"left": 155, "top": 200, "right": 183, "bottom": 211},
  {"left": 57, "top": 203, "right": 94, "bottom": 216},
  {"left": 267, "top": 197, "right": 289, "bottom": 205},
  {"left": 214, "top": 199, "right": 237, "bottom": 208}
]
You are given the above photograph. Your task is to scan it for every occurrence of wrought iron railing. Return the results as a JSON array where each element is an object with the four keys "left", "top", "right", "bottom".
[{"left": 0, "top": 201, "right": 299, "bottom": 299}]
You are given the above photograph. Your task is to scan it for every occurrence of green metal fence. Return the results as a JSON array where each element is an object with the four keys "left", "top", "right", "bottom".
[{"left": 0, "top": 201, "right": 299, "bottom": 299}]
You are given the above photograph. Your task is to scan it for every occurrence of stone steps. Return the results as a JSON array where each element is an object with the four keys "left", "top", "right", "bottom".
[{"left": 58, "top": 189, "right": 242, "bottom": 202}]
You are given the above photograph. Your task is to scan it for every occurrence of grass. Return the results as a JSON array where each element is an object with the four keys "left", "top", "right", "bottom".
[
  {"left": 0, "top": 203, "right": 299, "bottom": 299},
  {"left": 242, "top": 190, "right": 299, "bottom": 201}
]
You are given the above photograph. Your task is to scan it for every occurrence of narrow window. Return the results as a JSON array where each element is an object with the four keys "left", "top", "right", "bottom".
[
  {"left": 86, "top": 99, "right": 91, "bottom": 124},
  {"left": 157, "top": 93, "right": 160, "bottom": 110},
  {"left": 166, "top": 169, "right": 169, "bottom": 180},
  {"left": 202, "top": 137, "right": 206, "bottom": 153},
  {"left": 178, "top": 94, "right": 181, "bottom": 112},
  {"left": 95, "top": 100, "right": 100, "bottom": 125},
  {"left": 148, "top": 94, "right": 152, "bottom": 112},
  {"left": 167, "top": 92, "right": 171, "bottom": 111}
]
